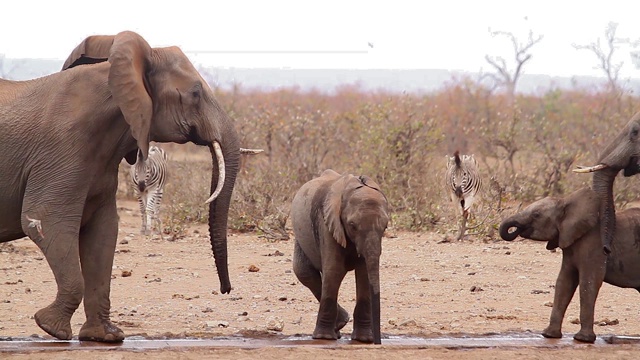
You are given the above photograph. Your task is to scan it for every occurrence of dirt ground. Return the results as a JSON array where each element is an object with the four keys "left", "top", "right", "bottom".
[{"left": 2, "top": 199, "right": 640, "bottom": 359}]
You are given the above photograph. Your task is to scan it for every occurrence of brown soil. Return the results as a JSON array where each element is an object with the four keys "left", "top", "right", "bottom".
[{"left": 2, "top": 199, "right": 640, "bottom": 359}]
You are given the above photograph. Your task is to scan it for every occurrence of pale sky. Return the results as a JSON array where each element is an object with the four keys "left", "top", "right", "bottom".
[{"left": 2, "top": 0, "right": 640, "bottom": 78}]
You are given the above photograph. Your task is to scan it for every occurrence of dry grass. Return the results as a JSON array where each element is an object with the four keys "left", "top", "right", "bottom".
[{"left": 117, "top": 80, "right": 640, "bottom": 240}]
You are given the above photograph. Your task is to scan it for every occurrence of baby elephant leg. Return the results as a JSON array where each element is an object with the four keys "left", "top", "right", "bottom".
[{"left": 293, "top": 242, "right": 349, "bottom": 338}]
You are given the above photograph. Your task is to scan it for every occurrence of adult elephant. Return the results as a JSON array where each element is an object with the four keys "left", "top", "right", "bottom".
[
  {"left": 499, "top": 187, "right": 640, "bottom": 343},
  {"left": 574, "top": 111, "right": 640, "bottom": 254},
  {"left": 0, "top": 31, "right": 240, "bottom": 342},
  {"left": 291, "top": 169, "right": 389, "bottom": 344}
]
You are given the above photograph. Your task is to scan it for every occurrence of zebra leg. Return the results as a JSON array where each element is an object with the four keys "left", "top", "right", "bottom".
[
  {"left": 139, "top": 191, "right": 150, "bottom": 236},
  {"left": 458, "top": 210, "right": 468, "bottom": 240},
  {"left": 149, "top": 188, "right": 164, "bottom": 239}
]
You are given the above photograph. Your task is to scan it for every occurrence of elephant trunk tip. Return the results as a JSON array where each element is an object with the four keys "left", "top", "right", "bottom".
[
  {"left": 220, "top": 282, "right": 232, "bottom": 294},
  {"left": 499, "top": 220, "right": 522, "bottom": 241},
  {"left": 371, "top": 289, "right": 381, "bottom": 345}
]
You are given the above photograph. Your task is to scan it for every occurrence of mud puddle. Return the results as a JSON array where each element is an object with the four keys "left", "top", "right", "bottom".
[{"left": 1, "top": 333, "right": 639, "bottom": 353}]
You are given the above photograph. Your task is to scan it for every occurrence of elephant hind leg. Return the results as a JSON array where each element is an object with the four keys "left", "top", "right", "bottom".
[
  {"left": 293, "top": 242, "right": 349, "bottom": 335},
  {"left": 293, "top": 241, "right": 323, "bottom": 300},
  {"left": 21, "top": 191, "right": 85, "bottom": 340}
]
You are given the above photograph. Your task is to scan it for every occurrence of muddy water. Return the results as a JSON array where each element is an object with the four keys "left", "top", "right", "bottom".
[{"left": 0, "top": 333, "right": 638, "bottom": 352}]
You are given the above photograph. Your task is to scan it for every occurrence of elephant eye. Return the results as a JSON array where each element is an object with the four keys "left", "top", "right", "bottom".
[{"left": 191, "top": 90, "right": 201, "bottom": 99}]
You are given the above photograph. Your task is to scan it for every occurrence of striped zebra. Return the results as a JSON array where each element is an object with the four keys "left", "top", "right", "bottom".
[
  {"left": 131, "top": 146, "right": 169, "bottom": 237},
  {"left": 445, "top": 151, "right": 482, "bottom": 240}
]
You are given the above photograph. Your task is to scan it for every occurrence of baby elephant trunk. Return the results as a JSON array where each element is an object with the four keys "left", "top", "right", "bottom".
[
  {"left": 366, "top": 256, "right": 381, "bottom": 344},
  {"left": 499, "top": 219, "right": 523, "bottom": 241}
]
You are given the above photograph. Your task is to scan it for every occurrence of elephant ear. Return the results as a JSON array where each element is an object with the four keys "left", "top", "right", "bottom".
[
  {"left": 108, "top": 31, "right": 153, "bottom": 160},
  {"left": 358, "top": 175, "right": 381, "bottom": 190},
  {"left": 62, "top": 35, "right": 115, "bottom": 71},
  {"left": 323, "top": 174, "right": 357, "bottom": 248},
  {"left": 558, "top": 188, "right": 600, "bottom": 249}
]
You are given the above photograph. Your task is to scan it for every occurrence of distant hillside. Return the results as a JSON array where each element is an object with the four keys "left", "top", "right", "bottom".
[
  {"left": 0, "top": 57, "right": 61, "bottom": 80},
  {"left": 2, "top": 56, "right": 639, "bottom": 94}
]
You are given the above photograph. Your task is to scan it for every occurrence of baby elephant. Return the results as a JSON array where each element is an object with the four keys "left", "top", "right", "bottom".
[
  {"left": 291, "top": 169, "right": 389, "bottom": 344},
  {"left": 499, "top": 187, "right": 640, "bottom": 343}
]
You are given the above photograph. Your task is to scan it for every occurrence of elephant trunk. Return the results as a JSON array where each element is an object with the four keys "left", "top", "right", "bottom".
[
  {"left": 208, "top": 131, "right": 240, "bottom": 294},
  {"left": 592, "top": 169, "right": 618, "bottom": 255},
  {"left": 366, "top": 256, "right": 381, "bottom": 344},
  {"left": 499, "top": 219, "right": 523, "bottom": 241}
]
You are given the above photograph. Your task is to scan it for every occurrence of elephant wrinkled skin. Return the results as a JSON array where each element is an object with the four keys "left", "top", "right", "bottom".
[
  {"left": 0, "top": 31, "right": 241, "bottom": 342},
  {"left": 499, "top": 187, "right": 640, "bottom": 343},
  {"left": 291, "top": 169, "right": 389, "bottom": 344}
]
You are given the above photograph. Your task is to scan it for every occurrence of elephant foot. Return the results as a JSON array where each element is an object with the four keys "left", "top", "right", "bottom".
[
  {"left": 312, "top": 327, "right": 338, "bottom": 340},
  {"left": 351, "top": 328, "right": 374, "bottom": 343},
  {"left": 34, "top": 306, "right": 73, "bottom": 340},
  {"left": 573, "top": 330, "right": 596, "bottom": 343},
  {"left": 542, "top": 326, "right": 562, "bottom": 339},
  {"left": 79, "top": 319, "right": 125, "bottom": 342},
  {"left": 335, "top": 306, "right": 350, "bottom": 332}
]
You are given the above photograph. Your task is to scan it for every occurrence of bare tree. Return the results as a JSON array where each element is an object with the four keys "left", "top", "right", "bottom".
[
  {"left": 481, "top": 29, "right": 543, "bottom": 182},
  {"left": 573, "top": 22, "right": 626, "bottom": 93},
  {"left": 630, "top": 38, "right": 640, "bottom": 69},
  {"left": 485, "top": 30, "right": 544, "bottom": 101}
]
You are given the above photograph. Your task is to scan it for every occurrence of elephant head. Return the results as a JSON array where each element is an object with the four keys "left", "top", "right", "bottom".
[
  {"left": 499, "top": 187, "right": 600, "bottom": 250},
  {"left": 573, "top": 111, "right": 640, "bottom": 254},
  {"left": 62, "top": 31, "right": 240, "bottom": 294},
  {"left": 325, "top": 174, "right": 389, "bottom": 344}
]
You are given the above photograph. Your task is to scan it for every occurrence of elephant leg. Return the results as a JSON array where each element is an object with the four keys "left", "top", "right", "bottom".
[
  {"left": 313, "top": 267, "right": 347, "bottom": 340},
  {"left": 574, "top": 262, "right": 605, "bottom": 343},
  {"left": 21, "top": 192, "right": 84, "bottom": 340},
  {"left": 293, "top": 242, "right": 349, "bottom": 335},
  {"left": 543, "top": 263, "right": 578, "bottom": 339},
  {"left": 78, "top": 198, "right": 124, "bottom": 342},
  {"left": 351, "top": 260, "right": 373, "bottom": 343}
]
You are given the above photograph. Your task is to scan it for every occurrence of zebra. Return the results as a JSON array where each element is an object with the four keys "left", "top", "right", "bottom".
[
  {"left": 131, "top": 146, "right": 168, "bottom": 237},
  {"left": 445, "top": 150, "right": 482, "bottom": 240}
]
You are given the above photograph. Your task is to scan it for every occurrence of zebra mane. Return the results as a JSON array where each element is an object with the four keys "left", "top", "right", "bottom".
[{"left": 454, "top": 150, "right": 461, "bottom": 167}]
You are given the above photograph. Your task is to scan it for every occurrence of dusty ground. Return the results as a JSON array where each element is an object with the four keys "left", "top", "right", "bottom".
[{"left": 2, "top": 199, "right": 640, "bottom": 359}]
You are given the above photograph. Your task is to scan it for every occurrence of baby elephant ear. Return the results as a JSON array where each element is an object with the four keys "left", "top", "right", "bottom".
[
  {"left": 558, "top": 188, "right": 600, "bottom": 249},
  {"left": 62, "top": 35, "right": 115, "bottom": 71},
  {"left": 108, "top": 31, "right": 154, "bottom": 161},
  {"left": 358, "top": 175, "right": 382, "bottom": 191},
  {"left": 324, "top": 175, "right": 349, "bottom": 248}
]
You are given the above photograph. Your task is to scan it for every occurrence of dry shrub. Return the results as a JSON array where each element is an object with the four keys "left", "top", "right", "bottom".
[{"left": 116, "top": 80, "right": 640, "bottom": 241}]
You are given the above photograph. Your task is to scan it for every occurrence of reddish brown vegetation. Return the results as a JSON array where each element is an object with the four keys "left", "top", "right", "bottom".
[{"left": 119, "top": 78, "right": 640, "bottom": 239}]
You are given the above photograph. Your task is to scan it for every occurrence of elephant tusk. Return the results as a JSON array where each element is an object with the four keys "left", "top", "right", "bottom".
[
  {"left": 239, "top": 148, "right": 264, "bottom": 155},
  {"left": 205, "top": 141, "right": 226, "bottom": 204},
  {"left": 573, "top": 164, "right": 608, "bottom": 173}
]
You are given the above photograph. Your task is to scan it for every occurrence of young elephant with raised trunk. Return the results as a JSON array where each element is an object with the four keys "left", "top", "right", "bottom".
[
  {"left": 499, "top": 187, "right": 640, "bottom": 343},
  {"left": 291, "top": 169, "right": 389, "bottom": 344}
]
